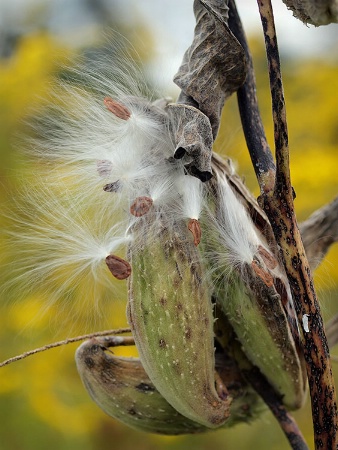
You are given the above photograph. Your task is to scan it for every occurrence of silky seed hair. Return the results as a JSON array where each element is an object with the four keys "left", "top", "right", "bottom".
[
  {"left": 3, "top": 50, "right": 212, "bottom": 329},
  {"left": 205, "top": 173, "right": 298, "bottom": 331},
  {"left": 6, "top": 44, "right": 290, "bottom": 333}
]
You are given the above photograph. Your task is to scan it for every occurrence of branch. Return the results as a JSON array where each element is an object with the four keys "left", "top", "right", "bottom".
[
  {"left": 244, "top": 366, "right": 309, "bottom": 450},
  {"left": 0, "top": 328, "right": 131, "bottom": 368},
  {"left": 300, "top": 196, "right": 338, "bottom": 270},
  {"left": 256, "top": 1, "right": 338, "bottom": 448}
]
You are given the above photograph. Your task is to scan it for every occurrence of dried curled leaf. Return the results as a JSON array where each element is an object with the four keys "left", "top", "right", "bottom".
[
  {"left": 281, "top": 0, "right": 338, "bottom": 25},
  {"left": 174, "top": 0, "right": 246, "bottom": 137},
  {"left": 167, "top": 0, "right": 246, "bottom": 182}
]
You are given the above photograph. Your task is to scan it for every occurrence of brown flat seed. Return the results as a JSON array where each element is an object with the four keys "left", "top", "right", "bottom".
[
  {"left": 104, "top": 97, "right": 131, "bottom": 120},
  {"left": 103, "top": 180, "right": 122, "bottom": 193},
  {"left": 97, "top": 160, "right": 112, "bottom": 177},
  {"left": 188, "top": 218, "right": 201, "bottom": 246},
  {"left": 105, "top": 254, "right": 131, "bottom": 280},
  {"left": 130, "top": 196, "right": 153, "bottom": 217},
  {"left": 251, "top": 260, "right": 274, "bottom": 287},
  {"left": 257, "top": 245, "right": 278, "bottom": 269}
]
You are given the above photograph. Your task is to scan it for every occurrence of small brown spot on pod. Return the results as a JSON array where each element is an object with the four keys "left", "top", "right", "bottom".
[
  {"left": 251, "top": 260, "right": 274, "bottom": 287},
  {"left": 97, "top": 160, "right": 112, "bottom": 177},
  {"left": 130, "top": 196, "right": 153, "bottom": 217},
  {"left": 104, "top": 97, "right": 131, "bottom": 120},
  {"left": 185, "top": 327, "right": 192, "bottom": 340},
  {"left": 159, "top": 297, "right": 167, "bottom": 307},
  {"left": 257, "top": 245, "right": 278, "bottom": 269},
  {"left": 103, "top": 180, "right": 122, "bottom": 193},
  {"left": 135, "top": 383, "right": 155, "bottom": 393},
  {"left": 159, "top": 338, "right": 166, "bottom": 348},
  {"left": 84, "top": 357, "right": 95, "bottom": 369},
  {"left": 105, "top": 254, "right": 131, "bottom": 280}
]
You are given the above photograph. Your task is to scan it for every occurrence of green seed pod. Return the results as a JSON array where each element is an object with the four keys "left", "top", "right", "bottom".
[
  {"left": 127, "top": 212, "right": 231, "bottom": 428},
  {"left": 205, "top": 172, "right": 306, "bottom": 410},
  {"left": 75, "top": 334, "right": 264, "bottom": 434},
  {"left": 215, "top": 266, "right": 306, "bottom": 409},
  {"left": 75, "top": 336, "right": 206, "bottom": 435}
]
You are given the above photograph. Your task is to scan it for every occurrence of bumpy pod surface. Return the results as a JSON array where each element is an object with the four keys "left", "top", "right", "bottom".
[
  {"left": 127, "top": 211, "right": 231, "bottom": 428},
  {"left": 216, "top": 267, "right": 305, "bottom": 409},
  {"left": 205, "top": 173, "right": 306, "bottom": 410},
  {"left": 75, "top": 333, "right": 263, "bottom": 435},
  {"left": 75, "top": 337, "right": 206, "bottom": 435}
]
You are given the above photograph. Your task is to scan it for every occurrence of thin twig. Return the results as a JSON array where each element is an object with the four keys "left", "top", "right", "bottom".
[
  {"left": 256, "top": 1, "right": 338, "bottom": 448},
  {"left": 244, "top": 366, "right": 309, "bottom": 450},
  {"left": 228, "top": 0, "right": 276, "bottom": 193},
  {"left": 0, "top": 327, "right": 131, "bottom": 368}
]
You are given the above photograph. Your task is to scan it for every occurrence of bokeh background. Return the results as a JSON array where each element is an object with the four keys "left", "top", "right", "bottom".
[{"left": 0, "top": 1, "right": 338, "bottom": 449}]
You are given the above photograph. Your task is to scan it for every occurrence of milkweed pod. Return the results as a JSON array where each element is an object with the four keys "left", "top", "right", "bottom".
[
  {"left": 127, "top": 212, "right": 231, "bottom": 428},
  {"left": 206, "top": 173, "right": 306, "bottom": 410},
  {"left": 75, "top": 334, "right": 264, "bottom": 434},
  {"left": 75, "top": 336, "right": 207, "bottom": 435},
  {"left": 216, "top": 264, "right": 306, "bottom": 409}
]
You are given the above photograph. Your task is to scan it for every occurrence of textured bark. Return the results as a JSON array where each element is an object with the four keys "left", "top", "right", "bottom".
[{"left": 256, "top": 1, "right": 338, "bottom": 448}]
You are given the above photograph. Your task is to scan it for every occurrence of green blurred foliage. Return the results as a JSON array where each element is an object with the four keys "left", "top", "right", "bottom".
[{"left": 0, "top": 12, "right": 337, "bottom": 450}]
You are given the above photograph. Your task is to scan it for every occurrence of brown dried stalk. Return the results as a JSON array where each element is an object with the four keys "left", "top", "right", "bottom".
[
  {"left": 228, "top": 0, "right": 276, "bottom": 191},
  {"left": 254, "top": 1, "right": 338, "bottom": 448},
  {"left": 244, "top": 366, "right": 309, "bottom": 450},
  {"left": 170, "top": 0, "right": 338, "bottom": 446}
]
